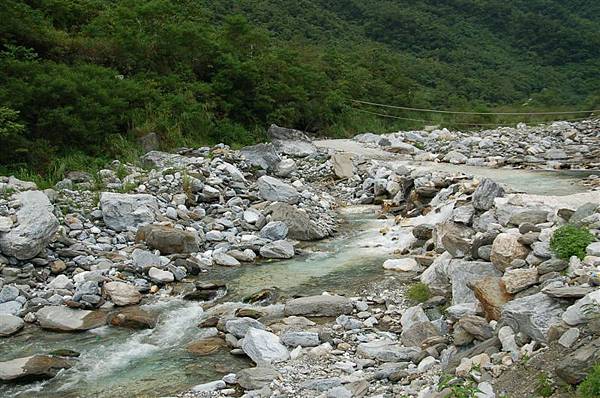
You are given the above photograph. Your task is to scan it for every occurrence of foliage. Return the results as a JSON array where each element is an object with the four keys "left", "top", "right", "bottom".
[
  {"left": 0, "top": 0, "right": 598, "bottom": 178},
  {"left": 578, "top": 363, "right": 600, "bottom": 398},
  {"left": 550, "top": 225, "right": 595, "bottom": 260},
  {"left": 536, "top": 373, "right": 554, "bottom": 397},
  {"left": 438, "top": 375, "right": 480, "bottom": 398},
  {"left": 407, "top": 282, "right": 431, "bottom": 303}
]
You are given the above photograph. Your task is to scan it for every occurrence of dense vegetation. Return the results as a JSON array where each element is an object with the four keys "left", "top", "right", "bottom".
[{"left": 1, "top": 0, "right": 599, "bottom": 178}]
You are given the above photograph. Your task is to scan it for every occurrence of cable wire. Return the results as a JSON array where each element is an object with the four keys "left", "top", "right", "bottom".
[{"left": 352, "top": 99, "right": 600, "bottom": 116}]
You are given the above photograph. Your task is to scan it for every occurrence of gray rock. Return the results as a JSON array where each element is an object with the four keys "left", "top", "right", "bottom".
[
  {"left": 448, "top": 260, "right": 501, "bottom": 305},
  {"left": 240, "top": 143, "right": 281, "bottom": 171},
  {"left": 587, "top": 242, "right": 600, "bottom": 257},
  {"left": 135, "top": 225, "right": 200, "bottom": 254},
  {"left": 99, "top": 192, "right": 158, "bottom": 231},
  {"left": 0, "top": 314, "right": 24, "bottom": 336},
  {"left": 237, "top": 366, "right": 280, "bottom": 390},
  {"left": 241, "top": 328, "right": 289, "bottom": 365},
  {"left": 132, "top": 249, "right": 161, "bottom": 269},
  {"left": 508, "top": 210, "right": 549, "bottom": 225},
  {"left": 356, "top": 340, "right": 419, "bottom": 362},
  {"left": 0, "top": 286, "right": 19, "bottom": 303},
  {"left": 562, "top": 290, "right": 600, "bottom": 326},
  {"left": 148, "top": 267, "right": 174, "bottom": 283},
  {"left": 400, "top": 321, "right": 440, "bottom": 347},
  {"left": 501, "top": 292, "right": 563, "bottom": 342},
  {"left": 213, "top": 252, "right": 241, "bottom": 267},
  {"left": 273, "top": 140, "right": 317, "bottom": 157},
  {"left": 0, "top": 355, "right": 75, "bottom": 382},
  {"left": 284, "top": 295, "right": 353, "bottom": 317},
  {"left": 275, "top": 158, "right": 296, "bottom": 177},
  {"left": 259, "top": 221, "right": 289, "bottom": 241},
  {"left": 472, "top": 179, "right": 504, "bottom": 211},
  {"left": 259, "top": 240, "right": 294, "bottom": 259},
  {"left": 267, "top": 202, "right": 329, "bottom": 241},
  {"left": 0, "top": 301, "right": 22, "bottom": 316},
  {"left": 280, "top": 331, "right": 320, "bottom": 347},
  {"left": 257, "top": 176, "right": 299, "bottom": 204},
  {"left": 0, "top": 191, "right": 59, "bottom": 260},
  {"left": 570, "top": 202, "right": 599, "bottom": 227},
  {"left": 558, "top": 327, "right": 580, "bottom": 348},
  {"left": 331, "top": 153, "right": 354, "bottom": 179},
  {"left": 103, "top": 282, "right": 141, "bottom": 306},
  {"left": 36, "top": 306, "right": 107, "bottom": 331},
  {"left": 225, "top": 317, "right": 266, "bottom": 338},
  {"left": 556, "top": 337, "right": 600, "bottom": 384}
]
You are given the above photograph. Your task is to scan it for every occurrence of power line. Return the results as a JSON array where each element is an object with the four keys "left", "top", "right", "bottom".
[
  {"left": 351, "top": 107, "right": 597, "bottom": 127},
  {"left": 352, "top": 99, "right": 600, "bottom": 116}
]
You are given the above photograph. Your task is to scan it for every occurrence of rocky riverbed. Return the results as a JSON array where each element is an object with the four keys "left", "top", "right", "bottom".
[{"left": 1, "top": 123, "right": 600, "bottom": 398}]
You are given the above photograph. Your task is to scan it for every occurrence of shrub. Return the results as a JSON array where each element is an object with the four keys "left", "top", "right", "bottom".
[
  {"left": 407, "top": 282, "right": 431, "bottom": 303},
  {"left": 550, "top": 225, "right": 595, "bottom": 260},
  {"left": 578, "top": 363, "right": 600, "bottom": 398}
]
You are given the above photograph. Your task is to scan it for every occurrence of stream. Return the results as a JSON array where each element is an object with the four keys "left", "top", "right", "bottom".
[{"left": 1, "top": 157, "right": 596, "bottom": 397}]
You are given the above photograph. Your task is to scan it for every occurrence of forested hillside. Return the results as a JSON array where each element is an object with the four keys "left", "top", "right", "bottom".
[{"left": 1, "top": 0, "right": 599, "bottom": 176}]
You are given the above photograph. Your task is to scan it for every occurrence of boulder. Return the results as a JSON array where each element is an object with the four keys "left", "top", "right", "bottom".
[
  {"left": 240, "top": 143, "right": 281, "bottom": 170},
  {"left": 237, "top": 366, "right": 280, "bottom": 390},
  {"left": 36, "top": 306, "right": 107, "bottom": 331},
  {"left": 275, "top": 158, "right": 297, "bottom": 177},
  {"left": 356, "top": 340, "right": 419, "bottom": 362},
  {"left": 0, "top": 314, "right": 25, "bottom": 336},
  {"left": 562, "top": 290, "right": 600, "bottom": 326},
  {"left": 508, "top": 210, "right": 549, "bottom": 225},
  {"left": 400, "top": 321, "right": 440, "bottom": 347},
  {"left": 448, "top": 260, "right": 502, "bottom": 305},
  {"left": 331, "top": 153, "right": 354, "bottom": 179},
  {"left": 225, "top": 317, "right": 266, "bottom": 338},
  {"left": 284, "top": 295, "right": 353, "bottom": 317},
  {"left": 213, "top": 252, "right": 241, "bottom": 267},
  {"left": 99, "top": 192, "right": 158, "bottom": 231},
  {"left": 490, "top": 233, "right": 529, "bottom": 271},
  {"left": 280, "top": 331, "right": 320, "bottom": 347},
  {"left": 103, "top": 281, "right": 142, "bottom": 306},
  {"left": 108, "top": 307, "right": 157, "bottom": 329},
  {"left": 0, "top": 355, "right": 75, "bottom": 382},
  {"left": 135, "top": 225, "right": 201, "bottom": 254},
  {"left": 472, "top": 179, "right": 504, "bottom": 211},
  {"left": 556, "top": 337, "right": 600, "bottom": 385},
  {"left": 259, "top": 240, "right": 294, "bottom": 259},
  {"left": 0, "top": 191, "right": 59, "bottom": 260},
  {"left": 273, "top": 140, "right": 317, "bottom": 157},
  {"left": 241, "top": 328, "right": 289, "bottom": 365},
  {"left": 267, "top": 202, "right": 329, "bottom": 241},
  {"left": 469, "top": 277, "right": 512, "bottom": 321},
  {"left": 433, "top": 222, "right": 474, "bottom": 258},
  {"left": 259, "top": 221, "right": 289, "bottom": 241},
  {"left": 501, "top": 268, "right": 538, "bottom": 294},
  {"left": 257, "top": 176, "right": 299, "bottom": 204},
  {"left": 501, "top": 293, "right": 563, "bottom": 342}
]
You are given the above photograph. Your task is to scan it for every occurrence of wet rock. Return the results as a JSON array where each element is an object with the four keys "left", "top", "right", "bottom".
[
  {"left": 36, "top": 306, "right": 107, "bottom": 332},
  {"left": 0, "top": 314, "right": 24, "bottom": 336},
  {"left": 257, "top": 176, "right": 299, "bottom": 204},
  {"left": 501, "top": 292, "right": 563, "bottom": 342},
  {"left": 187, "top": 337, "right": 226, "bottom": 356},
  {"left": 284, "top": 295, "right": 353, "bottom": 317},
  {"left": 99, "top": 192, "right": 158, "bottom": 231},
  {"left": 135, "top": 225, "right": 200, "bottom": 254},
  {"left": 259, "top": 240, "right": 294, "bottom": 259},
  {"left": 0, "top": 355, "right": 75, "bottom": 382},
  {"left": 490, "top": 233, "right": 529, "bottom": 271},
  {"left": 241, "top": 327, "right": 289, "bottom": 365},
  {"left": 237, "top": 366, "right": 280, "bottom": 390},
  {"left": 103, "top": 281, "right": 142, "bottom": 306},
  {"left": 108, "top": 307, "right": 157, "bottom": 329},
  {"left": 0, "top": 191, "right": 59, "bottom": 260}
]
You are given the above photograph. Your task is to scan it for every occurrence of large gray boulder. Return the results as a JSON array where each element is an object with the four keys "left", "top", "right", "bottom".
[
  {"left": 448, "top": 260, "right": 501, "bottom": 305},
  {"left": 0, "top": 355, "right": 75, "bottom": 382},
  {"left": 36, "top": 306, "right": 107, "bottom": 332},
  {"left": 225, "top": 317, "right": 266, "bottom": 338},
  {"left": 266, "top": 202, "right": 329, "bottom": 241},
  {"left": 135, "top": 224, "right": 201, "bottom": 254},
  {"left": 284, "top": 295, "right": 353, "bottom": 317},
  {"left": 562, "top": 289, "right": 600, "bottom": 326},
  {"left": 556, "top": 337, "right": 600, "bottom": 385},
  {"left": 257, "top": 176, "right": 299, "bottom": 204},
  {"left": 273, "top": 140, "right": 317, "bottom": 157},
  {"left": 0, "top": 314, "right": 24, "bottom": 336},
  {"left": 501, "top": 293, "right": 563, "bottom": 343},
  {"left": 100, "top": 192, "right": 158, "bottom": 231},
  {"left": 240, "top": 143, "right": 281, "bottom": 171},
  {"left": 259, "top": 240, "right": 294, "bottom": 259},
  {"left": 472, "top": 179, "right": 504, "bottom": 211},
  {"left": 241, "top": 327, "right": 289, "bottom": 365},
  {"left": 0, "top": 191, "right": 58, "bottom": 260},
  {"left": 259, "top": 221, "right": 289, "bottom": 241}
]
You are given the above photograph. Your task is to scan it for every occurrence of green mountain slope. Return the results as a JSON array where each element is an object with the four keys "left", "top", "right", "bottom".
[{"left": 0, "top": 0, "right": 598, "bottom": 176}]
